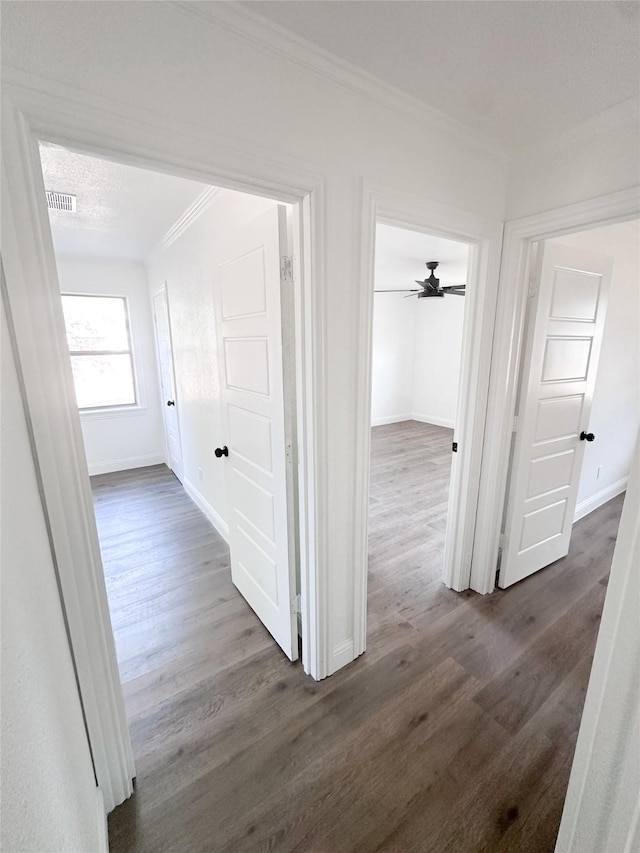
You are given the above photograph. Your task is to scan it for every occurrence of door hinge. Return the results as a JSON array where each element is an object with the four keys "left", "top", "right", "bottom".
[
  {"left": 528, "top": 277, "right": 539, "bottom": 299},
  {"left": 290, "top": 593, "right": 301, "bottom": 615},
  {"left": 280, "top": 255, "right": 294, "bottom": 282},
  {"left": 452, "top": 441, "right": 458, "bottom": 453}
]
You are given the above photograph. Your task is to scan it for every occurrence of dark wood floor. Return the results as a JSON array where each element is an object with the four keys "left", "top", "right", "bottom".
[{"left": 101, "top": 420, "right": 622, "bottom": 853}]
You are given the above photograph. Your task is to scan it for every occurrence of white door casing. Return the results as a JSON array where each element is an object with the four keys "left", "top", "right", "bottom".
[
  {"left": 500, "top": 242, "right": 612, "bottom": 588},
  {"left": 153, "top": 288, "right": 183, "bottom": 480},
  {"left": 216, "top": 205, "right": 298, "bottom": 661}
]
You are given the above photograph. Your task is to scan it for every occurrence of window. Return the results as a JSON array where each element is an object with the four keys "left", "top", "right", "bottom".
[{"left": 61, "top": 294, "right": 137, "bottom": 409}]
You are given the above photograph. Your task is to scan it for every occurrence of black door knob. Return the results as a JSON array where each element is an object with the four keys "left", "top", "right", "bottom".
[
  {"left": 214, "top": 446, "right": 229, "bottom": 458},
  {"left": 167, "top": 400, "right": 175, "bottom": 407},
  {"left": 580, "top": 431, "right": 595, "bottom": 442}
]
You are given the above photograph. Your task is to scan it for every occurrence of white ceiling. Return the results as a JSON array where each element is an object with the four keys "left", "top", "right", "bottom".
[
  {"left": 39, "top": 145, "right": 209, "bottom": 261},
  {"left": 375, "top": 223, "right": 469, "bottom": 291},
  {"left": 242, "top": 1, "right": 640, "bottom": 149}
]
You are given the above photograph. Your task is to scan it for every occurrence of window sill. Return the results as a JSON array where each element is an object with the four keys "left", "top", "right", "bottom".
[{"left": 79, "top": 405, "right": 149, "bottom": 421}]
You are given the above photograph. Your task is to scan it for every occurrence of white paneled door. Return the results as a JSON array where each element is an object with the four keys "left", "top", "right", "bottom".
[
  {"left": 216, "top": 205, "right": 298, "bottom": 661},
  {"left": 500, "top": 242, "right": 612, "bottom": 588},
  {"left": 153, "top": 288, "right": 183, "bottom": 481}
]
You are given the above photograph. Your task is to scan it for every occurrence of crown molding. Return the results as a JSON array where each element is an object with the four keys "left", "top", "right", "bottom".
[
  {"left": 154, "top": 185, "right": 222, "bottom": 254},
  {"left": 169, "top": 1, "right": 510, "bottom": 165},
  {"left": 515, "top": 97, "right": 640, "bottom": 158}
]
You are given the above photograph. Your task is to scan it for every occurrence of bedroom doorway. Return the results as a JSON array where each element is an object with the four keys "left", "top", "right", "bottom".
[{"left": 367, "top": 222, "right": 472, "bottom": 642}]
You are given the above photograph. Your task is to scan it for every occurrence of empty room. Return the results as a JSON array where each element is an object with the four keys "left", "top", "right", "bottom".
[
  {"left": 368, "top": 222, "right": 470, "bottom": 644},
  {"left": 37, "top": 142, "right": 308, "bottom": 813},
  {"left": 2, "top": 3, "right": 639, "bottom": 853}
]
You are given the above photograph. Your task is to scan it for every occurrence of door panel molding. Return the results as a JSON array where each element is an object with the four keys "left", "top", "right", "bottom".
[
  {"left": 500, "top": 242, "right": 612, "bottom": 587},
  {"left": 474, "top": 185, "right": 640, "bottom": 594},
  {"left": 215, "top": 206, "right": 298, "bottom": 660}
]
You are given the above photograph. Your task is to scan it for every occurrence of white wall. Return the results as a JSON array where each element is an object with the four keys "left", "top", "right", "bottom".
[
  {"left": 1, "top": 302, "right": 106, "bottom": 852},
  {"left": 548, "top": 222, "right": 640, "bottom": 519},
  {"left": 371, "top": 293, "right": 465, "bottom": 429},
  {"left": 371, "top": 235, "right": 467, "bottom": 429},
  {"left": 0, "top": 0, "right": 507, "bottom": 679},
  {"left": 146, "top": 189, "right": 278, "bottom": 536},
  {"left": 555, "top": 440, "right": 640, "bottom": 853},
  {"left": 55, "top": 255, "right": 165, "bottom": 475},
  {"left": 411, "top": 295, "right": 465, "bottom": 428},
  {"left": 371, "top": 293, "right": 416, "bottom": 424},
  {"left": 0, "top": 7, "right": 637, "bottom": 849},
  {"left": 3, "top": 0, "right": 637, "bottom": 677},
  {"left": 507, "top": 101, "right": 640, "bottom": 219}
]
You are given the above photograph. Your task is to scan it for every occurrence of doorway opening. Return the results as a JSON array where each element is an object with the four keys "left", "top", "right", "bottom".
[
  {"left": 367, "top": 221, "right": 472, "bottom": 642},
  {"left": 38, "top": 140, "right": 306, "bottom": 750},
  {"left": 499, "top": 218, "right": 639, "bottom": 589}
]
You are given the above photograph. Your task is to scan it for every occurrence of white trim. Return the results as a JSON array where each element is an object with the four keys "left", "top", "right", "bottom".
[
  {"left": 171, "top": 1, "right": 508, "bottom": 165},
  {"left": 475, "top": 186, "right": 640, "bottom": 595},
  {"left": 555, "top": 441, "right": 639, "bottom": 853},
  {"left": 354, "top": 180, "right": 504, "bottom": 661},
  {"left": 182, "top": 476, "right": 229, "bottom": 543},
  {"left": 516, "top": 98, "right": 639, "bottom": 158},
  {"left": 1, "top": 75, "right": 328, "bottom": 811},
  {"left": 156, "top": 186, "right": 222, "bottom": 252},
  {"left": 96, "top": 787, "right": 108, "bottom": 853},
  {"left": 370, "top": 413, "right": 456, "bottom": 429},
  {"left": 1, "top": 95, "right": 135, "bottom": 816},
  {"left": 573, "top": 478, "right": 628, "bottom": 523},
  {"left": 411, "top": 412, "right": 456, "bottom": 430},
  {"left": 371, "top": 413, "right": 412, "bottom": 427},
  {"left": 332, "top": 639, "right": 356, "bottom": 672},
  {"left": 80, "top": 405, "right": 149, "bottom": 421},
  {"left": 88, "top": 453, "right": 165, "bottom": 477}
]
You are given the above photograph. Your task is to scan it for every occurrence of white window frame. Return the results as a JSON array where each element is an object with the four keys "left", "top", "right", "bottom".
[{"left": 61, "top": 292, "right": 139, "bottom": 412}]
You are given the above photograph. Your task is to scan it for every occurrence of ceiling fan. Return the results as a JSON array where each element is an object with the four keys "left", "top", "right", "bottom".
[{"left": 375, "top": 261, "right": 466, "bottom": 298}]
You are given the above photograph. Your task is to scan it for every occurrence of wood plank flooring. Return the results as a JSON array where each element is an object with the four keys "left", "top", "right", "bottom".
[{"left": 101, "top": 420, "right": 622, "bottom": 852}]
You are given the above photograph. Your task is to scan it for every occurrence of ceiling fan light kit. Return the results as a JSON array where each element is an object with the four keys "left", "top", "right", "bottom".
[{"left": 375, "top": 260, "right": 466, "bottom": 298}]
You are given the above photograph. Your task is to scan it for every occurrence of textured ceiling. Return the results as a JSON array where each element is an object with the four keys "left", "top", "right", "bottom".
[
  {"left": 242, "top": 0, "right": 640, "bottom": 148},
  {"left": 375, "top": 223, "right": 469, "bottom": 291},
  {"left": 39, "top": 145, "right": 209, "bottom": 261}
]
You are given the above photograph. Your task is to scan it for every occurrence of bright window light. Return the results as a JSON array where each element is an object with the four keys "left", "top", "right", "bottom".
[{"left": 61, "top": 294, "right": 137, "bottom": 409}]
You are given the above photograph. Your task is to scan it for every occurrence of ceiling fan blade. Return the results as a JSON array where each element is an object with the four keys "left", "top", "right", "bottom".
[
  {"left": 441, "top": 285, "right": 466, "bottom": 291},
  {"left": 403, "top": 292, "right": 420, "bottom": 298},
  {"left": 374, "top": 288, "right": 421, "bottom": 292},
  {"left": 445, "top": 289, "right": 466, "bottom": 296}
]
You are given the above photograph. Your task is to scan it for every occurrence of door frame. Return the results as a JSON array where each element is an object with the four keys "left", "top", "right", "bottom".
[
  {"left": 152, "top": 285, "right": 183, "bottom": 481},
  {"left": 354, "top": 182, "right": 504, "bottom": 650},
  {"left": 1, "top": 79, "right": 329, "bottom": 812},
  {"left": 474, "top": 186, "right": 640, "bottom": 594}
]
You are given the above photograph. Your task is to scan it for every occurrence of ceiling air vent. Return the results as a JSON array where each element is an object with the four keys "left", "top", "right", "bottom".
[{"left": 46, "top": 191, "right": 77, "bottom": 212}]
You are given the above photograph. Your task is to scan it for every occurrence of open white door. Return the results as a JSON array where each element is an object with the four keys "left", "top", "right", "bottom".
[
  {"left": 500, "top": 242, "right": 612, "bottom": 588},
  {"left": 216, "top": 205, "right": 298, "bottom": 661},
  {"left": 153, "top": 288, "right": 183, "bottom": 481}
]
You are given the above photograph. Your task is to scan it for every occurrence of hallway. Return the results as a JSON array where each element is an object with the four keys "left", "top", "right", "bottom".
[{"left": 99, "top": 446, "right": 621, "bottom": 852}]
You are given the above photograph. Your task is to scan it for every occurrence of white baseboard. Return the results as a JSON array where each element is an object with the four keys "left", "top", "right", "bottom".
[
  {"left": 88, "top": 452, "right": 165, "bottom": 476},
  {"left": 371, "top": 413, "right": 412, "bottom": 427},
  {"left": 329, "top": 639, "right": 356, "bottom": 676},
  {"left": 182, "top": 476, "right": 229, "bottom": 542},
  {"left": 574, "top": 477, "right": 628, "bottom": 523},
  {"left": 411, "top": 412, "right": 456, "bottom": 429},
  {"left": 96, "top": 786, "right": 109, "bottom": 852}
]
